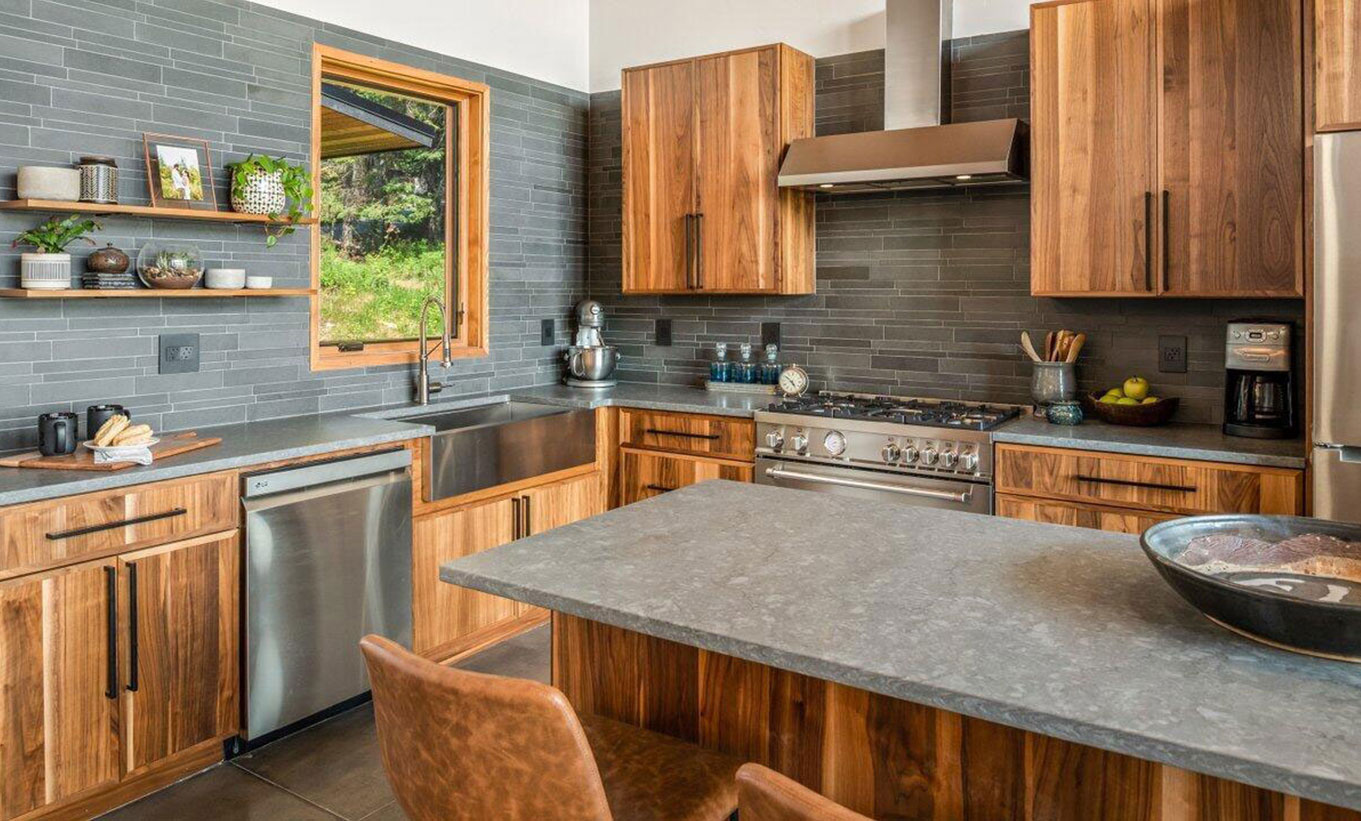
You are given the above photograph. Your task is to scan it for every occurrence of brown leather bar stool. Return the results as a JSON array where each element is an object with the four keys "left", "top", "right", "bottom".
[
  {"left": 736, "top": 763, "right": 872, "bottom": 821},
  {"left": 359, "top": 634, "right": 742, "bottom": 821}
]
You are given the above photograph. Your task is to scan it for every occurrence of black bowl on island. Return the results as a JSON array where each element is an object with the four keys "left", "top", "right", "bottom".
[{"left": 1141, "top": 514, "right": 1361, "bottom": 661}]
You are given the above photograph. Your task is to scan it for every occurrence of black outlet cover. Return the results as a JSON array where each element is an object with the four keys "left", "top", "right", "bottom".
[
  {"left": 540, "top": 318, "right": 555, "bottom": 346},
  {"left": 655, "top": 318, "right": 672, "bottom": 347},
  {"left": 159, "top": 333, "right": 200, "bottom": 374},
  {"left": 1158, "top": 334, "right": 1188, "bottom": 373},
  {"left": 761, "top": 321, "right": 781, "bottom": 349}
]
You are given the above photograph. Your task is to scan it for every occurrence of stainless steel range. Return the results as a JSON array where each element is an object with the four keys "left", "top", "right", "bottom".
[{"left": 754, "top": 392, "right": 1022, "bottom": 514}]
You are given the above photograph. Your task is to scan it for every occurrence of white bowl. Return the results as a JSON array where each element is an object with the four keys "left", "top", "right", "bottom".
[
  {"left": 205, "top": 268, "right": 247, "bottom": 289},
  {"left": 17, "top": 166, "right": 80, "bottom": 201},
  {"left": 245, "top": 275, "right": 272, "bottom": 290}
]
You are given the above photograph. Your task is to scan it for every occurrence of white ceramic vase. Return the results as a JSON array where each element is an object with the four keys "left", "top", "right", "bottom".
[
  {"left": 231, "top": 169, "right": 286, "bottom": 215},
  {"left": 20, "top": 253, "right": 72, "bottom": 290}
]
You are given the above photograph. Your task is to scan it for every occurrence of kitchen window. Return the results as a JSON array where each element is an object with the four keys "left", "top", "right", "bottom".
[{"left": 310, "top": 45, "right": 489, "bottom": 370}]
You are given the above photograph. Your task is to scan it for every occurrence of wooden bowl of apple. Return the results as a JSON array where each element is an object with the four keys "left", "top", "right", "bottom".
[{"left": 1083, "top": 378, "right": 1179, "bottom": 426}]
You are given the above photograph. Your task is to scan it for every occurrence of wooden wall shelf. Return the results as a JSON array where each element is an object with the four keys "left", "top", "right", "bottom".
[
  {"left": 0, "top": 288, "right": 314, "bottom": 299},
  {"left": 0, "top": 199, "right": 316, "bottom": 225}
]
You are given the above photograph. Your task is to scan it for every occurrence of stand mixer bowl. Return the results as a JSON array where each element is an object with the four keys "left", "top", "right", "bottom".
[{"left": 565, "top": 346, "right": 621, "bottom": 381}]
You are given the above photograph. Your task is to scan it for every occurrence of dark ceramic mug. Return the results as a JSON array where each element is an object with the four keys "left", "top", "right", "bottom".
[
  {"left": 86, "top": 404, "right": 130, "bottom": 441},
  {"left": 38, "top": 412, "right": 78, "bottom": 456}
]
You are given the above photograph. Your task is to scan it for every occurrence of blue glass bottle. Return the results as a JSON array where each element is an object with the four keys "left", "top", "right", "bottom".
[
  {"left": 709, "top": 342, "right": 731, "bottom": 383},
  {"left": 760, "top": 344, "right": 781, "bottom": 384},
  {"left": 736, "top": 343, "right": 757, "bottom": 384}
]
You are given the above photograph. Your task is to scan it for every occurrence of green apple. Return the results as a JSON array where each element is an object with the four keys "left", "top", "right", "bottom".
[
  {"left": 1123, "top": 376, "right": 1150, "bottom": 401},
  {"left": 1103, "top": 388, "right": 1124, "bottom": 398},
  {"left": 1099, "top": 394, "right": 1121, "bottom": 404},
  {"left": 1116, "top": 397, "right": 1140, "bottom": 405},
  {"left": 1141, "top": 397, "right": 1159, "bottom": 404}
]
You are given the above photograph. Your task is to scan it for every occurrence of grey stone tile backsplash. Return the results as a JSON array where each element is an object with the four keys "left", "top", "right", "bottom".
[
  {"left": 0, "top": 0, "right": 588, "bottom": 450},
  {"left": 587, "top": 32, "right": 1304, "bottom": 424}
]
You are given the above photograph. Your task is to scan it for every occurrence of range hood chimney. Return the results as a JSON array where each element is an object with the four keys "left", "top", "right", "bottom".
[{"left": 778, "top": 0, "right": 1027, "bottom": 193}]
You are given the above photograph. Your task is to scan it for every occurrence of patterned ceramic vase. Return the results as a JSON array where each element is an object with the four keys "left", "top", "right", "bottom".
[
  {"left": 1046, "top": 401, "right": 1085, "bottom": 426},
  {"left": 231, "top": 169, "right": 286, "bottom": 215}
]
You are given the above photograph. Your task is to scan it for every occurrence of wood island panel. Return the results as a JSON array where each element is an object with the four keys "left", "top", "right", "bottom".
[{"left": 551, "top": 613, "right": 1361, "bottom": 820}]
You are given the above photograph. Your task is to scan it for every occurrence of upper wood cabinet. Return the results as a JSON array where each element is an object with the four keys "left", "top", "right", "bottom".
[
  {"left": 622, "top": 44, "right": 815, "bottom": 295},
  {"left": 1030, "top": 0, "right": 1304, "bottom": 298},
  {"left": 1317, "top": 0, "right": 1361, "bottom": 131}
]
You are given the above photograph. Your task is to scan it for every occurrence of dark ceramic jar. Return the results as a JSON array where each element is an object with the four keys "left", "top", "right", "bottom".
[{"left": 87, "top": 243, "right": 130, "bottom": 274}]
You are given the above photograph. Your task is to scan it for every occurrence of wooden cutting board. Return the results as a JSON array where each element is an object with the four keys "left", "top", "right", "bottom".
[{"left": 0, "top": 431, "right": 222, "bottom": 471}]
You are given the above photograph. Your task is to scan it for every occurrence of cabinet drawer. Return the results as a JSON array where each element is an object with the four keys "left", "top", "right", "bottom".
[
  {"left": 619, "top": 408, "right": 755, "bottom": 461},
  {"left": 995, "top": 494, "right": 1179, "bottom": 535},
  {"left": 995, "top": 444, "right": 1303, "bottom": 517},
  {"left": 0, "top": 471, "right": 238, "bottom": 579},
  {"left": 620, "top": 448, "right": 753, "bottom": 506}
]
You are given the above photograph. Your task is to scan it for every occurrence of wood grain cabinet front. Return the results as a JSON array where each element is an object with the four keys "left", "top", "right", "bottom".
[
  {"left": 619, "top": 448, "right": 754, "bottom": 506},
  {"left": 622, "top": 44, "right": 814, "bottom": 295},
  {"left": 1317, "top": 0, "right": 1361, "bottom": 132},
  {"left": 618, "top": 408, "right": 756, "bottom": 461},
  {"left": 1030, "top": 0, "right": 1304, "bottom": 297}
]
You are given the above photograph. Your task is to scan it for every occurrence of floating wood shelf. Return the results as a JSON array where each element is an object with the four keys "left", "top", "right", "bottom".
[
  {"left": 0, "top": 288, "right": 314, "bottom": 299},
  {"left": 0, "top": 199, "right": 317, "bottom": 225}
]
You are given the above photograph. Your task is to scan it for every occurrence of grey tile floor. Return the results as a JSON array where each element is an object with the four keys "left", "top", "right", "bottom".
[{"left": 99, "top": 626, "right": 551, "bottom": 820}]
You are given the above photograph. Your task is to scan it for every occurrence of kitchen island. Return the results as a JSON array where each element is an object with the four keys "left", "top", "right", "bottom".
[{"left": 443, "top": 481, "right": 1361, "bottom": 818}]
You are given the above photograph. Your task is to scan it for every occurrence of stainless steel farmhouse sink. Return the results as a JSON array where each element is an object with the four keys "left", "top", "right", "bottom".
[{"left": 403, "top": 401, "right": 596, "bottom": 501}]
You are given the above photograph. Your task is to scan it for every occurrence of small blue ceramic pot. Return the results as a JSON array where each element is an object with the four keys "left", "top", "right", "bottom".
[{"left": 1046, "top": 401, "right": 1084, "bottom": 426}]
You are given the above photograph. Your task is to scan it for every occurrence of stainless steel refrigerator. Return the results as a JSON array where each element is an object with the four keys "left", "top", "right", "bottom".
[{"left": 1314, "top": 131, "right": 1361, "bottom": 522}]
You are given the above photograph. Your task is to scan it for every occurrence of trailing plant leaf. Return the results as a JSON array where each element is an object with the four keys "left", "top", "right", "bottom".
[
  {"left": 231, "top": 154, "right": 313, "bottom": 247},
  {"left": 10, "top": 215, "right": 101, "bottom": 254}
]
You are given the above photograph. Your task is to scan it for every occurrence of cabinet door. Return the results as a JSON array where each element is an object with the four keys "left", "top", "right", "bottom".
[
  {"left": 620, "top": 448, "right": 753, "bottom": 506},
  {"left": 622, "top": 60, "right": 696, "bottom": 292},
  {"left": 0, "top": 561, "right": 120, "bottom": 821},
  {"left": 524, "top": 473, "right": 605, "bottom": 538},
  {"left": 995, "top": 494, "right": 1177, "bottom": 534},
  {"left": 120, "top": 532, "right": 238, "bottom": 774},
  {"left": 1031, "top": 0, "right": 1157, "bottom": 295},
  {"left": 1317, "top": 0, "right": 1361, "bottom": 131},
  {"left": 1159, "top": 0, "right": 1303, "bottom": 296},
  {"left": 412, "top": 496, "right": 518, "bottom": 655},
  {"left": 696, "top": 47, "right": 779, "bottom": 292}
]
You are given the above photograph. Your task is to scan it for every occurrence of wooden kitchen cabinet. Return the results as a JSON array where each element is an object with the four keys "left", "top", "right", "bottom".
[
  {"left": 618, "top": 408, "right": 756, "bottom": 462},
  {"left": 622, "top": 44, "right": 814, "bottom": 295},
  {"left": 0, "top": 559, "right": 120, "bottom": 821},
  {"left": 995, "top": 495, "right": 1177, "bottom": 533},
  {"left": 619, "top": 447, "right": 754, "bottom": 506},
  {"left": 119, "top": 531, "right": 239, "bottom": 775},
  {"left": 1030, "top": 0, "right": 1304, "bottom": 297},
  {"left": 1317, "top": 0, "right": 1361, "bottom": 131}
]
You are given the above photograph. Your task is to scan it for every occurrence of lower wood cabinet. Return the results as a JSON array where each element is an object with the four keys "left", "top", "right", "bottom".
[
  {"left": 995, "top": 495, "right": 1177, "bottom": 534},
  {"left": 619, "top": 447, "right": 754, "bottom": 506},
  {"left": 412, "top": 471, "right": 603, "bottom": 658}
]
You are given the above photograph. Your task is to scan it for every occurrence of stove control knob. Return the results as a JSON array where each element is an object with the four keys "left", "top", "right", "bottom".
[
  {"left": 765, "top": 430, "right": 785, "bottom": 451},
  {"left": 901, "top": 445, "right": 920, "bottom": 464},
  {"left": 881, "top": 442, "right": 902, "bottom": 463},
  {"left": 823, "top": 430, "right": 847, "bottom": 457},
  {"left": 960, "top": 450, "right": 979, "bottom": 472},
  {"left": 791, "top": 433, "right": 809, "bottom": 454},
  {"left": 921, "top": 446, "right": 939, "bottom": 466},
  {"left": 940, "top": 448, "right": 959, "bottom": 469}
]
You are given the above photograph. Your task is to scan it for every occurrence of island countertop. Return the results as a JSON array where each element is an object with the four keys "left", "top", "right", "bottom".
[{"left": 443, "top": 481, "right": 1361, "bottom": 810}]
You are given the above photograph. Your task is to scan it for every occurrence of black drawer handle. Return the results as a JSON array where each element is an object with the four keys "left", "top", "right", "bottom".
[
  {"left": 126, "top": 562, "right": 139, "bottom": 693},
  {"left": 104, "top": 565, "right": 117, "bottom": 700},
  {"left": 1074, "top": 475, "right": 1196, "bottom": 494},
  {"left": 644, "top": 428, "right": 719, "bottom": 441},
  {"left": 645, "top": 484, "right": 678, "bottom": 493},
  {"left": 46, "top": 507, "right": 187, "bottom": 541}
]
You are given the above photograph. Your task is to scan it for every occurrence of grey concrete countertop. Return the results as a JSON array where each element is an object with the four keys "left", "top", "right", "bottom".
[
  {"left": 994, "top": 416, "right": 1307, "bottom": 469},
  {"left": 511, "top": 382, "right": 770, "bottom": 418},
  {"left": 0, "top": 413, "right": 432, "bottom": 507},
  {"left": 443, "top": 481, "right": 1361, "bottom": 809}
]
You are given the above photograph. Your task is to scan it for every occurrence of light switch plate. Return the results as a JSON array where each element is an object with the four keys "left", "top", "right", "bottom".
[
  {"left": 655, "top": 318, "right": 672, "bottom": 347},
  {"left": 1158, "top": 334, "right": 1187, "bottom": 373},
  {"left": 159, "top": 333, "right": 200, "bottom": 374},
  {"left": 761, "top": 322, "right": 781, "bottom": 349},
  {"left": 540, "top": 318, "right": 555, "bottom": 347}
]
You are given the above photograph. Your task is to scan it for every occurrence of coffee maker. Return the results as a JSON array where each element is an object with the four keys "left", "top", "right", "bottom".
[{"left": 1224, "top": 320, "right": 1295, "bottom": 439}]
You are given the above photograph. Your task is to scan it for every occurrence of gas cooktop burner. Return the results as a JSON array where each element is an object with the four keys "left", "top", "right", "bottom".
[{"left": 767, "top": 392, "right": 1021, "bottom": 431}]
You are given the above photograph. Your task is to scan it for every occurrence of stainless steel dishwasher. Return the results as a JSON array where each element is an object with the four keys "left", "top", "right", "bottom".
[{"left": 241, "top": 448, "right": 412, "bottom": 741}]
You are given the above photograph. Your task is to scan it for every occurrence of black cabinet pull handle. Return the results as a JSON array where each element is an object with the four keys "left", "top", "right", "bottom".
[
  {"left": 1143, "top": 191, "right": 1153, "bottom": 291},
  {"left": 645, "top": 484, "right": 678, "bottom": 493},
  {"left": 104, "top": 565, "right": 117, "bottom": 700},
  {"left": 1074, "top": 475, "right": 1196, "bottom": 493},
  {"left": 523, "top": 495, "right": 532, "bottom": 537},
  {"left": 644, "top": 428, "right": 719, "bottom": 441},
  {"left": 511, "top": 496, "right": 521, "bottom": 540},
  {"left": 694, "top": 213, "right": 704, "bottom": 289},
  {"left": 126, "top": 562, "right": 139, "bottom": 692},
  {"left": 684, "top": 214, "right": 695, "bottom": 289},
  {"left": 46, "top": 508, "right": 186, "bottom": 541},
  {"left": 1161, "top": 189, "right": 1171, "bottom": 291}
]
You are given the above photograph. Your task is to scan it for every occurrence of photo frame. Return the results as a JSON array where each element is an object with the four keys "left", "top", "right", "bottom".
[{"left": 143, "top": 133, "right": 218, "bottom": 210}]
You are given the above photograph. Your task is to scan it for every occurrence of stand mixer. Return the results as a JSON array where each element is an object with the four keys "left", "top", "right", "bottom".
[{"left": 564, "top": 299, "right": 621, "bottom": 388}]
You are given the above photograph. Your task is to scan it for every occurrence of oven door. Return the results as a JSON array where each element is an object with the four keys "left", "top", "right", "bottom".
[{"left": 756, "top": 456, "right": 992, "bottom": 514}]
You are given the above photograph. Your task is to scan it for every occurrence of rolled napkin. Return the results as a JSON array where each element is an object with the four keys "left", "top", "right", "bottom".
[{"left": 92, "top": 444, "right": 154, "bottom": 466}]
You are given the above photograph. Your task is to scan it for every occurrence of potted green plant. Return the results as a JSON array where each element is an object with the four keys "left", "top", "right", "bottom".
[
  {"left": 11, "top": 214, "right": 100, "bottom": 290},
  {"left": 229, "top": 154, "right": 313, "bottom": 247}
]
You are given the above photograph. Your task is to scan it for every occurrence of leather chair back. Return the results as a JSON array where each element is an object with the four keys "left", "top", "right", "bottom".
[
  {"left": 359, "top": 634, "right": 614, "bottom": 821},
  {"left": 736, "top": 763, "right": 871, "bottom": 821}
]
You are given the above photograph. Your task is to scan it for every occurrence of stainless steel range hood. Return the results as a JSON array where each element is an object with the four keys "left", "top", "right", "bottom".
[{"left": 778, "top": 0, "right": 1028, "bottom": 193}]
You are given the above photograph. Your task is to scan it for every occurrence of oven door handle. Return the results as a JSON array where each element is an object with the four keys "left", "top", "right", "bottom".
[{"left": 763, "top": 465, "right": 973, "bottom": 504}]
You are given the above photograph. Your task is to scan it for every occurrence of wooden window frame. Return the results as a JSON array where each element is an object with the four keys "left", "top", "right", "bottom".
[{"left": 310, "top": 44, "right": 490, "bottom": 371}]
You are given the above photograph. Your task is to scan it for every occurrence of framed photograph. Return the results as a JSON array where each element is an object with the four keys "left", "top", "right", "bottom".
[{"left": 143, "top": 133, "right": 218, "bottom": 210}]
